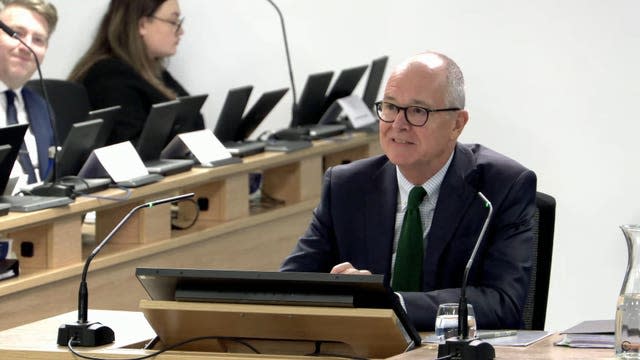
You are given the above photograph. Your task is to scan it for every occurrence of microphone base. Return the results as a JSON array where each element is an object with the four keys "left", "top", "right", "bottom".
[
  {"left": 29, "top": 183, "right": 75, "bottom": 198},
  {"left": 57, "top": 321, "right": 114, "bottom": 347},
  {"left": 437, "top": 337, "right": 495, "bottom": 360}
]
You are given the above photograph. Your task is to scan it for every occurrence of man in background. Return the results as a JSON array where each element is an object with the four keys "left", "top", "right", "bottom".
[
  {"left": 281, "top": 51, "right": 537, "bottom": 331},
  {"left": 0, "top": 0, "right": 57, "bottom": 189}
]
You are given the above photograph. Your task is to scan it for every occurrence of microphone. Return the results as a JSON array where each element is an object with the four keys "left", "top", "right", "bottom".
[
  {"left": 0, "top": 19, "right": 17, "bottom": 37},
  {"left": 264, "top": 0, "right": 297, "bottom": 118},
  {"left": 437, "top": 191, "right": 496, "bottom": 360},
  {"left": 1, "top": 20, "right": 64, "bottom": 192},
  {"left": 57, "top": 192, "right": 195, "bottom": 347}
]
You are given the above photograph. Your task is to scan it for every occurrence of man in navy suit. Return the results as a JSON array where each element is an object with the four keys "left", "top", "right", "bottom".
[
  {"left": 0, "top": 0, "right": 57, "bottom": 185},
  {"left": 281, "top": 51, "right": 537, "bottom": 331}
]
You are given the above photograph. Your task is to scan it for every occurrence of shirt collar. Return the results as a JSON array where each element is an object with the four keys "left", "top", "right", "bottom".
[{"left": 396, "top": 151, "right": 455, "bottom": 208}]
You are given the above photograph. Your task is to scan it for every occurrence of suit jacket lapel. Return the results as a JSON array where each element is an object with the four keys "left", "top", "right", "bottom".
[
  {"left": 364, "top": 159, "right": 397, "bottom": 283},
  {"left": 21, "top": 88, "right": 53, "bottom": 177},
  {"left": 422, "top": 144, "right": 479, "bottom": 290}
]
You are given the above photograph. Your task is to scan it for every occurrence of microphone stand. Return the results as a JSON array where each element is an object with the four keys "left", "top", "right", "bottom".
[
  {"left": 264, "top": 0, "right": 297, "bottom": 118},
  {"left": 437, "top": 192, "right": 495, "bottom": 360},
  {"left": 57, "top": 193, "right": 194, "bottom": 347}
]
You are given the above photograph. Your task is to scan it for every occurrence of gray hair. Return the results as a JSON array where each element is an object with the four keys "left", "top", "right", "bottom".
[{"left": 441, "top": 54, "right": 465, "bottom": 109}]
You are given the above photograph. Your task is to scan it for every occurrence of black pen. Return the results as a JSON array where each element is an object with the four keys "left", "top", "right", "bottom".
[{"left": 477, "top": 330, "right": 518, "bottom": 339}]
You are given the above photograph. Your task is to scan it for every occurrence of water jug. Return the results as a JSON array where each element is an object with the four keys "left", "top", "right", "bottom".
[{"left": 616, "top": 225, "right": 640, "bottom": 358}]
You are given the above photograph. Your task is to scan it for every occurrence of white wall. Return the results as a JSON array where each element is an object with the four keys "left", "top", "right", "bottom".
[{"left": 43, "top": 0, "right": 640, "bottom": 331}]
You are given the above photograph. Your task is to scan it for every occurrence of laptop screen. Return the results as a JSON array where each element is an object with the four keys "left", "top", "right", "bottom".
[
  {"left": 292, "top": 71, "right": 334, "bottom": 127},
  {"left": 213, "top": 85, "right": 253, "bottom": 142},
  {"left": 238, "top": 88, "right": 288, "bottom": 140},
  {"left": 0, "top": 124, "right": 28, "bottom": 193},
  {"left": 321, "top": 64, "right": 368, "bottom": 117},
  {"left": 87, "top": 105, "right": 122, "bottom": 147},
  {"left": 362, "top": 56, "right": 389, "bottom": 110},
  {"left": 136, "top": 100, "right": 180, "bottom": 162},
  {"left": 55, "top": 119, "right": 104, "bottom": 178}
]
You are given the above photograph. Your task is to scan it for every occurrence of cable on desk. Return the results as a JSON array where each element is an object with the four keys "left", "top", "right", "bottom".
[
  {"left": 305, "top": 341, "right": 370, "bottom": 360},
  {"left": 171, "top": 198, "right": 200, "bottom": 230},
  {"left": 67, "top": 335, "right": 260, "bottom": 360}
]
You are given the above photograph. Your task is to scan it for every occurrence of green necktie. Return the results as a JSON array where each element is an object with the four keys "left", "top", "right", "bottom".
[{"left": 393, "top": 186, "right": 427, "bottom": 292}]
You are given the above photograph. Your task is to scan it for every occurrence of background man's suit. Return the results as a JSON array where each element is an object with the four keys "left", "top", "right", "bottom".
[
  {"left": 22, "top": 87, "right": 54, "bottom": 180},
  {"left": 281, "top": 143, "right": 537, "bottom": 331}
]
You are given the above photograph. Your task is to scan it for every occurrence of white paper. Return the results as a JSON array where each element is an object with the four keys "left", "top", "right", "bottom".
[
  {"left": 336, "top": 95, "right": 376, "bottom": 128},
  {"left": 175, "top": 130, "right": 232, "bottom": 164},
  {"left": 93, "top": 142, "right": 149, "bottom": 182}
]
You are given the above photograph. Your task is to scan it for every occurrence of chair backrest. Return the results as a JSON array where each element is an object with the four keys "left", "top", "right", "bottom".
[
  {"left": 522, "top": 191, "right": 556, "bottom": 330},
  {"left": 26, "top": 79, "right": 90, "bottom": 146}
]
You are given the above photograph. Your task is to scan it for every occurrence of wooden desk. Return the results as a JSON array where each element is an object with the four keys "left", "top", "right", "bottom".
[
  {"left": 0, "top": 310, "right": 617, "bottom": 360},
  {"left": 0, "top": 132, "right": 382, "bottom": 331}
]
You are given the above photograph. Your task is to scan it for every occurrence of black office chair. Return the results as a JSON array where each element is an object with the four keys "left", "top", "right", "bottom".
[
  {"left": 521, "top": 191, "right": 556, "bottom": 330},
  {"left": 25, "top": 79, "right": 90, "bottom": 146}
]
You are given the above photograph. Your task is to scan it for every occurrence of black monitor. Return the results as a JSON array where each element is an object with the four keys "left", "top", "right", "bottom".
[
  {"left": 87, "top": 105, "right": 122, "bottom": 147},
  {"left": 322, "top": 64, "right": 368, "bottom": 114},
  {"left": 135, "top": 267, "right": 421, "bottom": 345},
  {"left": 54, "top": 119, "right": 104, "bottom": 177},
  {"left": 172, "top": 93, "right": 208, "bottom": 138},
  {"left": 237, "top": 88, "right": 288, "bottom": 139},
  {"left": 0, "top": 144, "right": 10, "bottom": 164},
  {"left": 213, "top": 85, "right": 253, "bottom": 142},
  {"left": 292, "top": 71, "right": 334, "bottom": 127},
  {"left": 0, "top": 124, "right": 28, "bottom": 192},
  {"left": 136, "top": 100, "right": 180, "bottom": 162},
  {"left": 362, "top": 56, "right": 389, "bottom": 110}
]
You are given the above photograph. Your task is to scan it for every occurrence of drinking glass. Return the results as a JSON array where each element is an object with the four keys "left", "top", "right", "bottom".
[{"left": 435, "top": 303, "right": 477, "bottom": 341}]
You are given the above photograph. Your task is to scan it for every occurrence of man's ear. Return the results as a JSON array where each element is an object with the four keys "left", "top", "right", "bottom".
[{"left": 450, "top": 110, "right": 469, "bottom": 140}]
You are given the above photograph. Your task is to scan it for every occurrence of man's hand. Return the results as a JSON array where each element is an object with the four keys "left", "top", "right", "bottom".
[{"left": 330, "top": 262, "right": 372, "bottom": 275}]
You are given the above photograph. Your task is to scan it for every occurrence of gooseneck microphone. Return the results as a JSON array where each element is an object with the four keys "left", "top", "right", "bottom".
[
  {"left": 0, "top": 20, "right": 16, "bottom": 36},
  {"left": 0, "top": 20, "right": 62, "bottom": 187},
  {"left": 57, "top": 193, "right": 195, "bottom": 347},
  {"left": 437, "top": 191, "right": 496, "bottom": 360},
  {"left": 265, "top": 0, "right": 297, "bottom": 117}
]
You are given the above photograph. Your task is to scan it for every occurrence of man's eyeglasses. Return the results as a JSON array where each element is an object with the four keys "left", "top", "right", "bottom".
[
  {"left": 374, "top": 101, "right": 460, "bottom": 127},
  {"left": 150, "top": 16, "right": 184, "bottom": 34}
]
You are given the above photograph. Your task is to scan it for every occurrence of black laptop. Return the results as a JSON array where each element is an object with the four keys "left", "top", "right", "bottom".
[
  {"left": 292, "top": 71, "right": 334, "bottom": 127},
  {"left": 362, "top": 56, "right": 389, "bottom": 110},
  {"left": 45, "top": 118, "right": 112, "bottom": 193},
  {"left": 215, "top": 87, "right": 292, "bottom": 157},
  {"left": 136, "top": 100, "right": 194, "bottom": 175},
  {"left": 87, "top": 105, "right": 121, "bottom": 147},
  {"left": 0, "top": 124, "right": 73, "bottom": 212},
  {"left": 272, "top": 66, "right": 370, "bottom": 141},
  {"left": 213, "top": 85, "right": 264, "bottom": 157},
  {"left": 173, "top": 93, "right": 208, "bottom": 138}
]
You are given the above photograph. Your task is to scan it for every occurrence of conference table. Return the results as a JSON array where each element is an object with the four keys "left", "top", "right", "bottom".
[
  {"left": 0, "top": 132, "right": 381, "bottom": 332},
  {"left": 0, "top": 309, "right": 615, "bottom": 359}
]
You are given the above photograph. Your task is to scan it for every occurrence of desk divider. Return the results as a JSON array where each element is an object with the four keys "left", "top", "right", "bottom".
[
  {"left": 7, "top": 215, "right": 82, "bottom": 269},
  {"left": 188, "top": 173, "right": 249, "bottom": 222},
  {"left": 262, "top": 156, "right": 322, "bottom": 205},
  {"left": 95, "top": 197, "right": 172, "bottom": 244}
]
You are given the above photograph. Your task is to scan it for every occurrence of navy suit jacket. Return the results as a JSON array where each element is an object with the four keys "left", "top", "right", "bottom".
[
  {"left": 21, "top": 87, "right": 54, "bottom": 179},
  {"left": 280, "top": 143, "right": 537, "bottom": 331}
]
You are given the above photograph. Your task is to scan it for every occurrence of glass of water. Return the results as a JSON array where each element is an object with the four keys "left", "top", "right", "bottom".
[{"left": 435, "top": 303, "right": 477, "bottom": 341}]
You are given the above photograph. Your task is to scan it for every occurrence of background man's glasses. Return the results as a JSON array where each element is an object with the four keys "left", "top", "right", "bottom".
[{"left": 374, "top": 101, "right": 460, "bottom": 127}]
